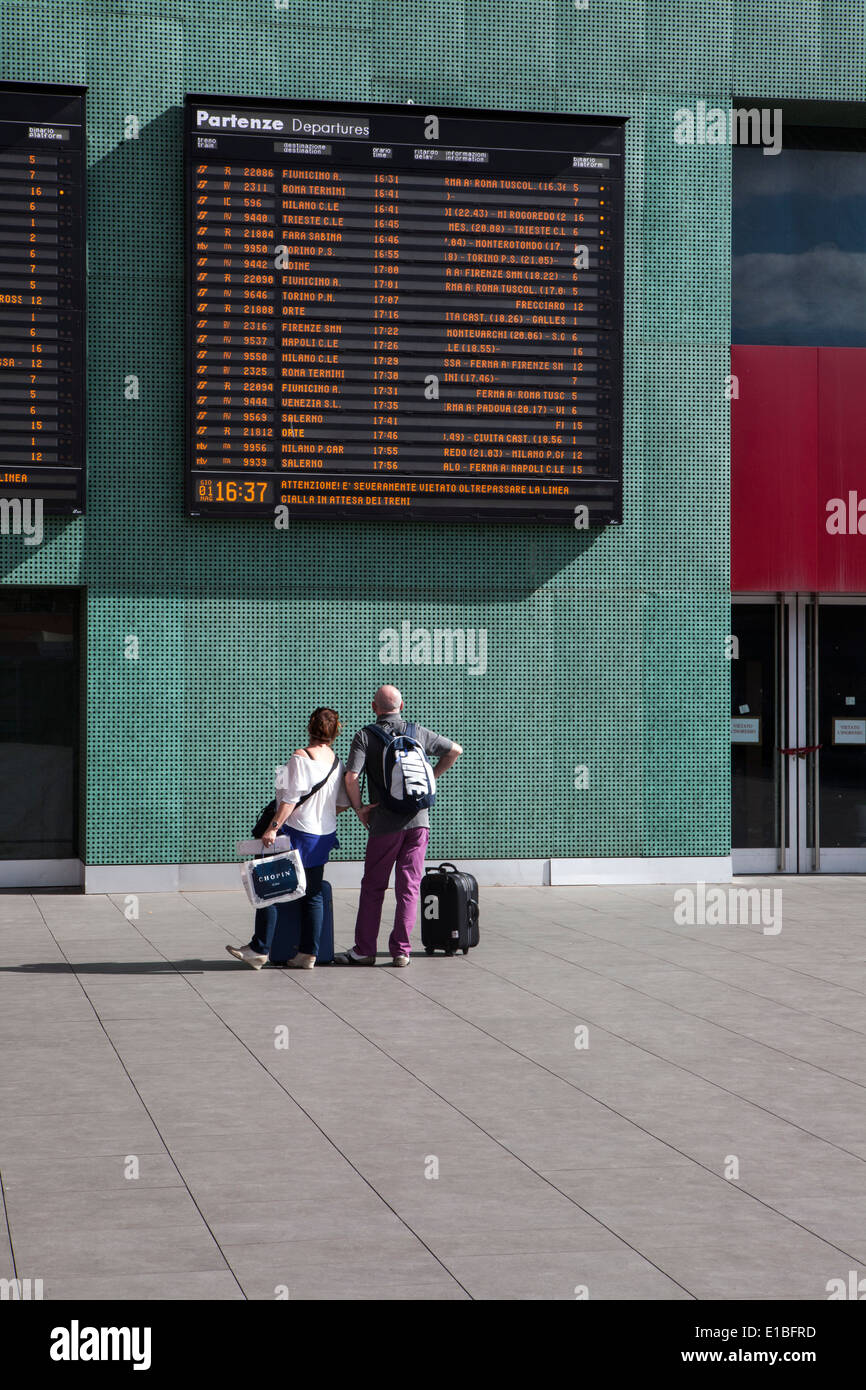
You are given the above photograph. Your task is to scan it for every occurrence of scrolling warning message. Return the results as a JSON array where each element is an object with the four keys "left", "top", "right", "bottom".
[
  {"left": 184, "top": 96, "right": 624, "bottom": 523},
  {"left": 0, "top": 83, "right": 85, "bottom": 515}
]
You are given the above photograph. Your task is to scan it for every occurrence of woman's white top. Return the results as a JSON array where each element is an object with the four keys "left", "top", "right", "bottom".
[{"left": 274, "top": 752, "right": 348, "bottom": 834}]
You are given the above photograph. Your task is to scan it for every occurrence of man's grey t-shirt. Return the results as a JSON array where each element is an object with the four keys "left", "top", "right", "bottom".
[{"left": 346, "top": 715, "right": 453, "bottom": 837}]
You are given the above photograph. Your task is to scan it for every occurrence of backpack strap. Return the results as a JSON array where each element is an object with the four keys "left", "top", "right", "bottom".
[
  {"left": 361, "top": 722, "right": 394, "bottom": 802},
  {"left": 405, "top": 722, "right": 418, "bottom": 742},
  {"left": 365, "top": 722, "right": 394, "bottom": 746}
]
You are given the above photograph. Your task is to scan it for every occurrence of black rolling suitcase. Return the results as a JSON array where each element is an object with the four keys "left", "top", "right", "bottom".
[{"left": 420, "top": 862, "right": 480, "bottom": 956}]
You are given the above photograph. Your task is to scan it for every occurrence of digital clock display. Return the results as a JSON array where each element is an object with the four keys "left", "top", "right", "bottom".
[
  {"left": 184, "top": 95, "right": 624, "bottom": 523},
  {"left": 0, "top": 82, "right": 86, "bottom": 515},
  {"left": 196, "top": 477, "right": 271, "bottom": 505}
]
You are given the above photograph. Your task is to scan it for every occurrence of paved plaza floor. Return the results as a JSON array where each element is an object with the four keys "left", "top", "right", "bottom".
[{"left": 1, "top": 878, "right": 864, "bottom": 1300}]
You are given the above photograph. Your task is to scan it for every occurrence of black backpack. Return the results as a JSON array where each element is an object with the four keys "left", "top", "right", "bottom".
[{"left": 364, "top": 722, "right": 436, "bottom": 815}]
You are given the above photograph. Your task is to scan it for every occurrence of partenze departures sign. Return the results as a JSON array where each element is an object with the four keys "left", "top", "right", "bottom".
[{"left": 184, "top": 94, "right": 624, "bottom": 524}]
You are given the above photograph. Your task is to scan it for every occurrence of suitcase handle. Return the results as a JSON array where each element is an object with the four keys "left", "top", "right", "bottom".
[{"left": 438, "top": 862, "right": 458, "bottom": 874}]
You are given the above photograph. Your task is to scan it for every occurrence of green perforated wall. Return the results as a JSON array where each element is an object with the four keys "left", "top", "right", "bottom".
[{"left": 3, "top": 0, "right": 851, "bottom": 868}]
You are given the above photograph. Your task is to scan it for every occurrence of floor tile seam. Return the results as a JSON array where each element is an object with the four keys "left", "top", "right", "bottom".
[
  {"left": 29, "top": 896, "right": 249, "bottom": 1297},
  {"left": 463, "top": 933, "right": 866, "bottom": 1088},
  {"left": 106, "top": 900, "right": 477, "bottom": 1300},
  {"left": 382, "top": 965, "right": 866, "bottom": 1267}
]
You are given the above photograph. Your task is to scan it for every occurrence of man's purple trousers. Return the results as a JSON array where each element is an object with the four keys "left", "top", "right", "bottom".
[{"left": 353, "top": 826, "right": 429, "bottom": 958}]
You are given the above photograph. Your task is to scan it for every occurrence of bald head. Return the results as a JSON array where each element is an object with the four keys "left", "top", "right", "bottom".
[{"left": 373, "top": 685, "right": 403, "bottom": 715}]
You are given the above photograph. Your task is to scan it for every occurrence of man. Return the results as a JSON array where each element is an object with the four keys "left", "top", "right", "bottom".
[{"left": 335, "top": 685, "right": 462, "bottom": 966}]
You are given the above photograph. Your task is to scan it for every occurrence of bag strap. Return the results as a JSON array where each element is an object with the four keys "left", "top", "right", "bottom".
[
  {"left": 404, "top": 723, "right": 430, "bottom": 757},
  {"left": 366, "top": 722, "right": 394, "bottom": 747},
  {"left": 294, "top": 752, "right": 339, "bottom": 808},
  {"left": 361, "top": 722, "right": 396, "bottom": 801}
]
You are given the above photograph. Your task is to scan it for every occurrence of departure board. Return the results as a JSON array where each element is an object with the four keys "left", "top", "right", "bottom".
[
  {"left": 184, "top": 96, "right": 623, "bottom": 523},
  {"left": 0, "top": 83, "right": 85, "bottom": 515}
]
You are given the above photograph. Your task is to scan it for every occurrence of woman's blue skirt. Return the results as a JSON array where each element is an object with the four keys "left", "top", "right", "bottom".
[{"left": 277, "top": 826, "right": 338, "bottom": 868}]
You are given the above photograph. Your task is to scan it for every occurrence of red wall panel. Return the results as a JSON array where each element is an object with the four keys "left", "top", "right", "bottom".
[
  {"left": 732, "top": 346, "right": 866, "bottom": 592},
  {"left": 731, "top": 345, "right": 818, "bottom": 591},
  {"left": 817, "top": 349, "right": 866, "bottom": 591}
]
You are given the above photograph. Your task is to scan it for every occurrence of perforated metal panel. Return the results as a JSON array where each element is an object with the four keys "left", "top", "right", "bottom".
[{"left": 4, "top": 0, "right": 842, "bottom": 867}]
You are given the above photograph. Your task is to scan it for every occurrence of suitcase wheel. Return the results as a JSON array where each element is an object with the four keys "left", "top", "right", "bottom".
[{"left": 462, "top": 947, "right": 469, "bottom": 955}]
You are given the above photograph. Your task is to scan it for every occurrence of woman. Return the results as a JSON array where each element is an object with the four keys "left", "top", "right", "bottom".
[{"left": 227, "top": 707, "right": 348, "bottom": 969}]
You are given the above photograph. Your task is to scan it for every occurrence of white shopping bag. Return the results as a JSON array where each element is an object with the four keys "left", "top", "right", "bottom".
[{"left": 240, "top": 844, "right": 307, "bottom": 908}]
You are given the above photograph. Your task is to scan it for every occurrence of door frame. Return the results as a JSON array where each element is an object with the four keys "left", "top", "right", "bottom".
[
  {"left": 731, "top": 593, "right": 789, "bottom": 874},
  {"left": 812, "top": 594, "right": 866, "bottom": 873}
]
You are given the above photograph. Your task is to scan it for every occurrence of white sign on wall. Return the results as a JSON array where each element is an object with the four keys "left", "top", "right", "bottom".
[
  {"left": 731, "top": 717, "right": 761, "bottom": 745},
  {"left": 833, "top": 718, "right": 866, "bottom": 745}
]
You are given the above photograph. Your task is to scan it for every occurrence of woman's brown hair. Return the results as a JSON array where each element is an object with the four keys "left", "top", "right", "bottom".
[{"left": 308, "top": 707, "right": 341, "bottom": 744}]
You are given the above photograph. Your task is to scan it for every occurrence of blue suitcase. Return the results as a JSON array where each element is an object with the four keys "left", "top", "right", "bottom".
[{"left": 268, "top": 878, "right": 335, "bottom": 965}]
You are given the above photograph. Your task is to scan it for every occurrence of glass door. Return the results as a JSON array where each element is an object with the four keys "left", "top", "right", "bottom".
[
  {"left": 809, "top": 598, "right": 866, "bottom": 872},
  {"left": 732, "top": 594, "right": 866, "bottom": 873},
  {"left": 0, "top": 589, "right": 80, "bottom": 862},
  {"left": 731, "top": 598, "right": 785, "bottom": 872}
]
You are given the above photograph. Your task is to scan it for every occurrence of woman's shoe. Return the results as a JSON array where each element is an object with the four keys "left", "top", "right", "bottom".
[
  {"left": 285, "top": 953, "right": 316, "bottom": 969},
  {"left": 225, "top": 944, "right": 268, "bottom": 969}
]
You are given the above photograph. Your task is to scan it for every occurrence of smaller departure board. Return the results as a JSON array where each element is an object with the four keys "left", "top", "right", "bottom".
[
  {"left": 0, "top": 83, "right": 85, "bottom": 516},
  {"left": 185, "top": 96, "right": 624, "bottom": 524}
]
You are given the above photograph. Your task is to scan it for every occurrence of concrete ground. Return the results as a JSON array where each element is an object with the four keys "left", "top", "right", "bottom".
[{"left": 0, "top": 877, "right": 864, "bottom": 1301}]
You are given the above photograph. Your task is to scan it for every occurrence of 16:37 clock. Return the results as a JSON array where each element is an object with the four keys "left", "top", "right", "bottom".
[{"left": 196, "top": 479, "right": 270, "bottom": 503}]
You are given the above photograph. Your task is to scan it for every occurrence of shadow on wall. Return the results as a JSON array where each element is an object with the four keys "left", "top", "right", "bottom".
[{"left": 0, "top": 105, "right": 613, "bottom": 601}]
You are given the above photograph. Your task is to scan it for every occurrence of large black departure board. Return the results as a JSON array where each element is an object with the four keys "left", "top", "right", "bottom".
[
  {"left": 184, "top": 96, "right": 623, "bottom": 523},
  {"left": 0, "top": 83, "right": 85, "bottom": 516}
]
